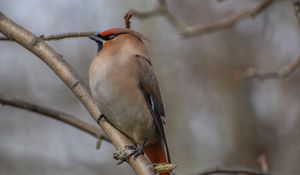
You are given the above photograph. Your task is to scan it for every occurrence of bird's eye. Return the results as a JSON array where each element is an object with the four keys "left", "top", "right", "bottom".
[{"left": 108, "top": 34, "right": 116, "bottom": 40}]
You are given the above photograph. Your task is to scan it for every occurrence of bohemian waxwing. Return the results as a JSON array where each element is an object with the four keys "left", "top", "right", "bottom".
[{"left": 89, "top": 28, "right": 172, "bottom": 175}]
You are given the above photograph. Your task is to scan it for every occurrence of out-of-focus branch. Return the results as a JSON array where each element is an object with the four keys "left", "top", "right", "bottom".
[
  {"left": 0, "top": 0, "right": 273, "bottom": 42},
  {"left": 0, "top": 12, "right": 154, "bottom": 175},
  {"left": 236, "top": 53, "right": 300, "bottom": 80},
  {"left": 130, "top": 0, "right": 273, "bottom": 37},
  {"left": 195, "top": 168, "right": 271, "bottom": 175},
  {"left": 0, "top": 95, "right": 110, "bottom": 144},
  {"left": 0, "top": 31, "right": 96, "bottom": 41},
  {"left": 294, "top": 0, "right": 300, "bottom": 25},
  {"left": 236, "top": 1, "right": 300, "bottom": 81}
]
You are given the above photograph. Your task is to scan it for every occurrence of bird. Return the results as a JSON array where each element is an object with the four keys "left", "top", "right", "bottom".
[{"left": 88, "top": 28, "right": 172, "bottom": 175}]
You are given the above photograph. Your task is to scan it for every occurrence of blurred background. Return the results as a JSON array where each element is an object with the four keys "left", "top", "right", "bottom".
[{"left": 1, "top": 0, "right": 300, "bottom": 174}]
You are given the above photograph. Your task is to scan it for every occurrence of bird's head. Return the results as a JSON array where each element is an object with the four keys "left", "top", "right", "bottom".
[{"left": 89, "top": 28, "right": 148, "bottom": 52}]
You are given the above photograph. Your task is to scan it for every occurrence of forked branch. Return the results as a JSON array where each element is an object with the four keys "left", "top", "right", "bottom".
[
  {"left": 235, "top": 0, "right": 300, "bottom": 80},
  {"left": 0, "top": 12, "right": 154, "bottom": 175},
  {"left": 130, "top": 0, "right": 273, "bottom": 37},
  {"left": 0, "top": 0, "right": 274, "bottom": 42}
]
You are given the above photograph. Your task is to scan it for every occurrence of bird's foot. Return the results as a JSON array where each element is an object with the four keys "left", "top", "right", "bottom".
[
  {"left": 125, "top": 144, "right": 145, "bottom": 159},
  {"left": 124, "top": 138, "right": 146, "bottom": 160},
  {"left": 113, "top": 145, "right": 143, "bottom": 165},
  {"left": 113, "top": 148, "right": 131, "bottom": 165},
  {"left": 113, "top": 139, "right": 146, "bottom": 165},
  {"left": 96, "top": 114, "right": 105, "bottom": 124}
]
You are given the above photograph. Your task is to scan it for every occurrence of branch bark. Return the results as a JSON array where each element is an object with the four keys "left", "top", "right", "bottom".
[
  {"left": 0, "top": 31, "right": 96, "bottom": 41},
  {"left": 0, "top": 95, "right": 109, "bottom": 142},
  {"left": 0, "top": 12, "right": 154, "bottom": 175}
]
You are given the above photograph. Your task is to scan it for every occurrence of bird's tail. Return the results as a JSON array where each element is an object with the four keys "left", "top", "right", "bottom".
[{"left": 144, "top": 142, "right": 170, "bottom": 175}]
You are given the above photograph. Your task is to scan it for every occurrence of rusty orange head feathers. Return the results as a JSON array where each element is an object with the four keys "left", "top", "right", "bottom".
[{"left": 89, "top": 28, "right": 148, "bottom": 51}]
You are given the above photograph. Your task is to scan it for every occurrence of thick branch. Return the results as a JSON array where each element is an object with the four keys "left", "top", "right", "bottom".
[
  {"left": 0, "top": 31, "right": 96, "bottom": 41},
  {"left": 237, "top": 52, "right": 300, "bottom": 80},
  {"left": 131, "top": 0, "right": 273, "bottom": 37},
  {"left": 0, "top": 12, "right": 154, "bottom": 175},
  {"left": 195, "top": 168, "right": 271, "bottom": 175},
  {"left": 0, "top": 95, "right": 109, "bottom": 142}
]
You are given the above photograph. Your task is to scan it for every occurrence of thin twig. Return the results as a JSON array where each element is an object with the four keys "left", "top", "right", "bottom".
[
  {"left": 0, "top": 12, "right": 154, "bottom": 175},
  {"left": 194, "top": 168, "right": 272, "bottom": 175},
  {"left": 131, "top": 0, "right": 273, "bottom": 37},
  {"left": 0, "top": 95, "right": 110, "bottom": 142},
  {"left": 124, "top": 11, "right": 134, "bottom": 29},
  {"left": 0, "top": 31, "right": 96, "bottom": 41},
  {"left": 236, "top": 53, "right": 300, "bottom": 80}
]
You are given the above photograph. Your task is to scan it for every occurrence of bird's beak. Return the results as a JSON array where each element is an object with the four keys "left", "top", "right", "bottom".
[
  {"left": 89, "top": 34, "right": 104, "bottom": 52},
  {"left": 89, "top": 35, "right": 103, "bottom": 43}
]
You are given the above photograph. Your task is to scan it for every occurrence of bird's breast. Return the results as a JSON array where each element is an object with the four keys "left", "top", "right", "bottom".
[{"left": 89, "top": 55, "right": 158, "bottom": 144}]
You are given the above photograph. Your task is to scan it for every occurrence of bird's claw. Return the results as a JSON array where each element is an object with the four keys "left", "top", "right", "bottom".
[
  {"left": 113, "top": 144, "right": 145, "bottom": 165},
  {"left": 117, "top": 157, "right": 128, "bottom": 165},
  {"left": 113, "top": 139, "right": 146, "bottom": 164},
  {"left": 126, "top": 138, "right": 147, "bottom": 160},
  {"left": 113, "top": 148, "right": 131, "bottom": 165},
  {"left": 125, "top": 144, "right": 144, "bottom": 159}
]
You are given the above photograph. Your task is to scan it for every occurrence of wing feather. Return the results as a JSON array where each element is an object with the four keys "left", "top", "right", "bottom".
[{"left": 137, "top": 55, "right": 171, "bottom": 163}]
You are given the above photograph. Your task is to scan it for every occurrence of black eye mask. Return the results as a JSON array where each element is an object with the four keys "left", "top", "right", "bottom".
[{"left": 89, "top": 32, "right": 128, "bottom": 52}]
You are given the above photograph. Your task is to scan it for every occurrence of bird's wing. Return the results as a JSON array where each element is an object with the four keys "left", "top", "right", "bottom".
[
  {"left": 137, "top": 56, "right": 165, "bottom": 117},
  {"left": 136, "top": 55, "right": 171, "bottom": 163}
]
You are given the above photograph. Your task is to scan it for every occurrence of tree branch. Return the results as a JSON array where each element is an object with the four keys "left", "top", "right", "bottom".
[
  {"left": 236, "top": 52, "right": 300, "bottom": 80},
  {"left": 0, "top": 0, "right": 273, "bottom": 42},
  {"left": 0, "top": 12, "right": 154, "bottom": 175},
  {"left": 0, "top": 31, "right": 96, "bottom": 41},
  {"left": 195, "top": 168, "right": 271, "bottom": 175},
  {"left": 0, "top": 95, "right": 110, "bottom": 143},
  {"left": 130, "top": 0, "right": 273, "bottom": 37},
  {"left": 234, "top": 1, "right": 300, "bottom": 80}
]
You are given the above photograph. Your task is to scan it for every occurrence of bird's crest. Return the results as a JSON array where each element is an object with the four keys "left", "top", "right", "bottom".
[{"left": 99, "top": 28, "right": 149, "bottom": 41}]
